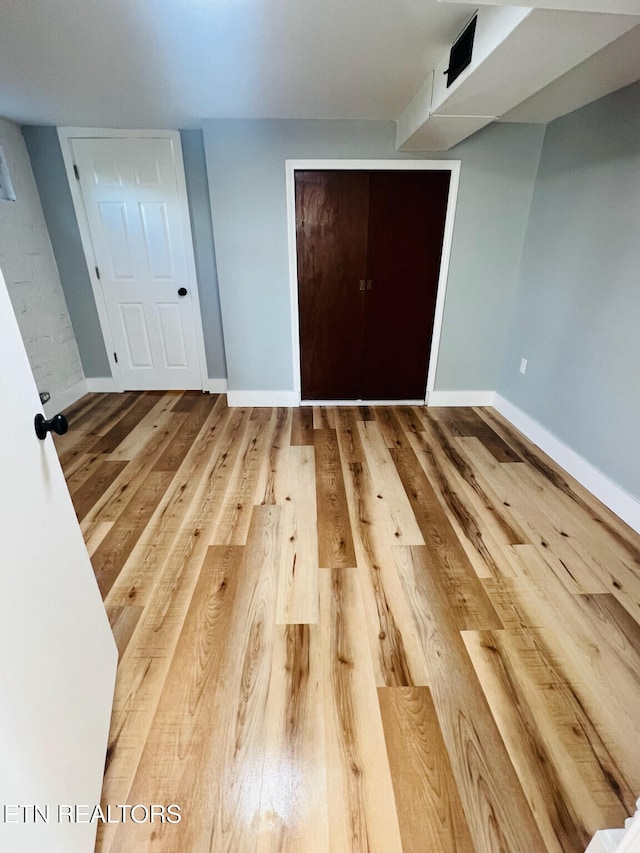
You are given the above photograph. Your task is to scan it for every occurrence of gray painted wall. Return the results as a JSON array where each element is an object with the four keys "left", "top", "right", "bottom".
[
  {"left": 21, "top": 125, "right": 111, "bottom": 377},
  {"left": 203, "top": 119, "right": 544, "bottom": 393},
  {"left": 22, "top": 126, "right": 226, "bottom": 380},
  {"left": 180, "top": 130, "right": 227, "bottom": 380},
  {"left": 499, "top": 81, "right": 640, "bottom": 500}
]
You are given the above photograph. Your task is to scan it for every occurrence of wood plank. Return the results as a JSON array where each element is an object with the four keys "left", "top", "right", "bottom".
[
  {"left": 395, "top": 545, "right": 546, "bottom": 853},
  {"left": 405, "top": 423, "right": 520, "bottom": 580},
  {"left": 91, "top": 470, "right": 175, "bottom": 597},
  {"left": 504, "top": 545, "right": 640, "bottom": 791},
  {"left": 391, "top": 444, "right": 503, "bottom": 631},
  {"left": 257, "top": 624, "right": 329, "bottom": 852},
  {"left": 314, "top": 429, "right": 356, "bottom": 569},
  {"left": 358, "top": 420, "right": 424, "bottom": 545},
  {"left": 105, "top": 403, "right": 245, "bottom": 608},
  {"left": 416, "top": 410, "right": 528, "bottom": 550},
  {"left": 105, "top": 392, "right": 177, "bottom": 461},
  {"left": 65, "top": 451, "right": 110, "bottom": 494},
  {"left": 480, "top": 575, "right": 542, "bottom": 630},
  {"left": 106, "top": 605, "right": 144, "bottom": 661},
  {"left": 84, "top": 411, "right": 187, "bottom": 524},
  {"left": 276, "top": 446, "right": 320, "bottom": 624},
  {"left": 170, "top": 390, "right": 211, "bottom": 413},
  {"left": 259, "top": 407, "right": 292, "bottom": 507},
  {"left": 505, "top": 461, "right": 640, "bottom": 619},
  {"left": 428, "top": 406, "right": 522, "bottom": 463},
  {"left": 461, "top": 437, "right": 607, "bottom": 595},
  {"left": 320, "top": 568, "right": 403, "bottom": 852},
  {"left": 373, "top": 406, "right": 410, "bottom": 451},
  {"left": 358, "top": 405, "right": 375, "bottom": 422},
  {"left": 396, "top": 404, "right": 426, "bottom": 437},
  {"left": 290, "top": 406, "right": 314, "bottom": 446},
  {"left": 55, "top": 394, "right": 135, "bottom": 459},
  {"left": 103, "top": 544, "right": 245, "bottom": 852},
  {"left": 313, "top": 406, "right": 335, "bottom": 430},
  {"left": 71, "top": 460, "right": 128, "bottom": 522},
  {"left": 201, "top": 510, "right": 280, "bottom": 850},
  {"left": 60, "top": 390, "right": 104, "bottom": 422},
  {"left": 378, "top": 686, "right": 475, "bottom": 853},
  {"left": 89, "top": 393, "right": 160, "bottom": 454},
  {"left": 477, "top": 406, "right": 640, "bottom": 555},
  {"left": 350, "top": 435, "right": 429, "bottom": 690},
  {"left": 337, "top": 420, "right": 430, "bottom": 686},
  {"left": 463, "top": 628, "right": 635, "bottom": 844},
  {"left": 99, "top": 489, "right": 262, "bottom": 851},
  {"left": 333, "top": 407, "right": 365, "bottom": 465},
  {"left": 80, "top": 519, "right": 114, "bottom": 557},
  {"left": 152, "top": 393, "right": 214, "bottom": 472},
  {"left": 578, "top": 592, "right": 640, "bottom": 659},
  {"left": 209, "top": 408, "right": 277, "bottom": 545}
]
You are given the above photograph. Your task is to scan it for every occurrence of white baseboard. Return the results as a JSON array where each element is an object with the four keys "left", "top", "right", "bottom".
[
  {"left": 204, "top": 378, "right": 228, "bottom": 394},
  {"left": 301, "top": 399, "right": 424, "bottom": 406},
  {"left": 494, "top": 394, "right": 640, "bottom": 535},
  {"left": 86, "top": 377, "right": 117, "bottom": 393},
  {"left": 585, "top": 829, "right": 626, "bottom": 853},
  {"left": 227, "top": 389, "right": 299, "bottom": 407},
  {"left": 428, "top": 390, "right": 496, "bottom": 407},
  {"left": 83, "top": 377, "right": 225, "bottom": 394},
  {"left": 42, "top": 379, "right": 89, "bottom": 418},
  {"left": 42, "top": 377, "right": 119, "bottom": 416}
]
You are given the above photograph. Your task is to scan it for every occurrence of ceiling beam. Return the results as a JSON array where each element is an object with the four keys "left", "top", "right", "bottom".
[{"left": 396, "top": 6, "right": 639, "bottom": 150}]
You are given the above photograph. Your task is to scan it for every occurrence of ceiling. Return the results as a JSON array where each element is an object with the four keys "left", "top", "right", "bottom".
[
  {"left": 0, "top": 0, "right": 474, "bottom": 128},
  {"left": 0, "top": 0, "right": 638, "bottom": 135}
]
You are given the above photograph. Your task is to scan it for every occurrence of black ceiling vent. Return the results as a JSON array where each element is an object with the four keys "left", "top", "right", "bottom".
[{"left": 445, "top": 14, "right": 478, "bottom": 88}]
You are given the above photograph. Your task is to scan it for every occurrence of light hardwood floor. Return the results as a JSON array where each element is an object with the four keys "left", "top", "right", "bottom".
[{"left": 55, "top": 392, "right": 640, "bottom": 853}]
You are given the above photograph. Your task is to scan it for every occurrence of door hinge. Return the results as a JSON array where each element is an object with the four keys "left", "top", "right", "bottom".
[
  {"left": 113, "top": 352, "right": 118, "bottom": 363},
  {"left": 73, "top": 164, "right": 80, "bottom": 180},
  {"left": 95, "top": 266, "right": 100, "bottom": 279}
]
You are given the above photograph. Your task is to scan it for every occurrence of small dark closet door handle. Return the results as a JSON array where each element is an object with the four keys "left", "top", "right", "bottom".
[
  {"left": 35, "top": 413, "right": 69, "bottom": 440},
  {"left": 178, "top": 287, "right": 188, "bottom": 297}
]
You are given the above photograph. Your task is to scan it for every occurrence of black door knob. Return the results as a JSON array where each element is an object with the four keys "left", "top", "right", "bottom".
[
  {"left": 35, "top": 413, "right": 69, "bottom": 440},
  {"left": 178, "top": 287, "right": 188, "bottom": 297}
]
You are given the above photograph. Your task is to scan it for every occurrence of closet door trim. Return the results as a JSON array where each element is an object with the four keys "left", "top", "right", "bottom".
[{"left": 285, "top": 159, "right": 461, "bottom": 405}]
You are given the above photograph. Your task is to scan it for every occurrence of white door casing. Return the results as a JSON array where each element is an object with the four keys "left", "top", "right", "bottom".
[
  {"left": 59, "top": 129, "right": 208, "bottom": 391},
  {"left": 0, "top": 266, "right": 117, "bottom": 852}
]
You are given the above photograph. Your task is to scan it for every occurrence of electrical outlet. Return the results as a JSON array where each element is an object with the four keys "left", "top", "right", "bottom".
[
  {"left": 39, "top": 391, "right": 51, "bottom": 404},
  {"left": 519, "top": 358, "right": 527, "bottom": 375}
]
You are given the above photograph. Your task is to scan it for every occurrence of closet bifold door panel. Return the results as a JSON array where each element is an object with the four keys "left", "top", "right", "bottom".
[
  {"left": 361, "top": 170, "right": 450, "bottom": 400},
  {"left": 296, "top": 171, "right": 369, "bottom": 400},
  {"left": 295, "top": 169, "right": 450, "bottom": 401}
]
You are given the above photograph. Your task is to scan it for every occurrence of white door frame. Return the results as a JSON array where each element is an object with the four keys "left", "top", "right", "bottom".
[
  {"left": 58, "top": 127, "right": 209, "bottom": 392},
  {"left": 285, "top": 159, "right": 461, "bottom": 405}
]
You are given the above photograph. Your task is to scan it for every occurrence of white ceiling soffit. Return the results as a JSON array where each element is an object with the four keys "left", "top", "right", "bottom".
[
  {"left": 399, "top": 115, "right": 496, "bottom": 150},
  {"left": 440, "top": 0, "right": 640, "bottom": 15},
  {"left": 396, "top": 6, "right": 640, "bottom": 150},
  {"left": 501, "top": 23, "right": 640, "bottom": 123}
]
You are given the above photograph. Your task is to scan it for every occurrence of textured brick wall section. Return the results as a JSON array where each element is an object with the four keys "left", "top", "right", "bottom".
[{"left": 0, "top": 117, "right": 83, "bottom": 397}]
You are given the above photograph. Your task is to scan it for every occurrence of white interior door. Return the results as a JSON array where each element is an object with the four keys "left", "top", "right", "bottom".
[
  {"left": 70, "top": 135, "right": 206, "bottom": 391},
  {"left": 0, "top": 267, "right": 117, "bottom": 853}
]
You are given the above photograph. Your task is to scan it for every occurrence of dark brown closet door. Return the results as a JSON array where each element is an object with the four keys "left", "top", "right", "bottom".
[
  {"left": 360, "top": 170, "right": 450, "bottom": 400},
  {"left": 296, "top": 171, "right": 369, "bottom": 400}
]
